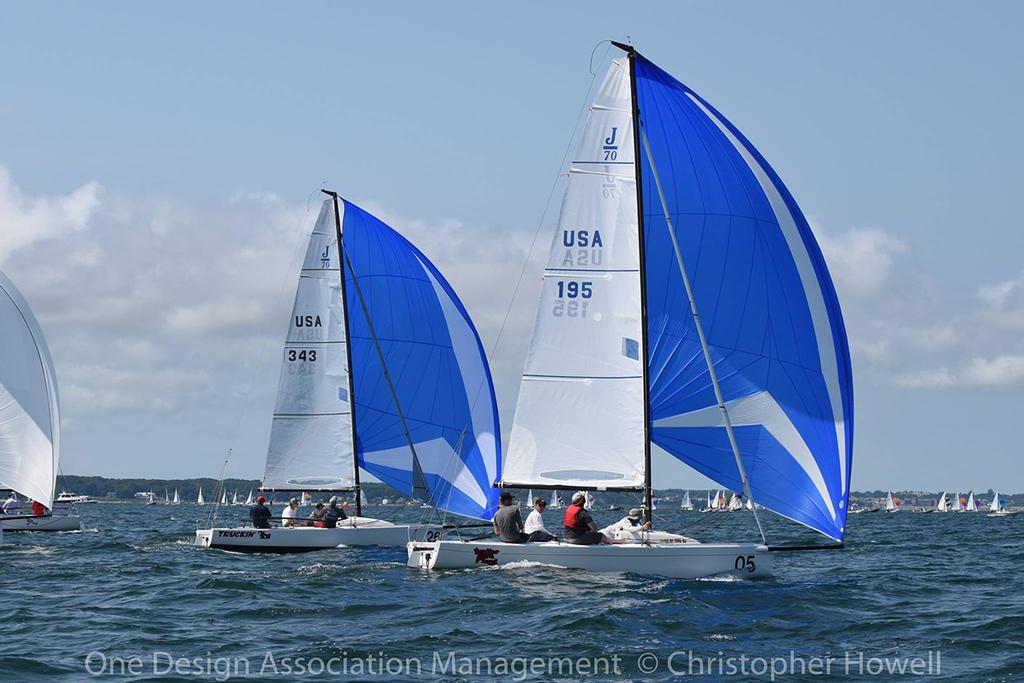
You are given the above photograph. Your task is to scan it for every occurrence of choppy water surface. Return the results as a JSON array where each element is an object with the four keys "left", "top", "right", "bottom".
[{"left": 1, "top": 504, "right": 1022, "bottom": 681}]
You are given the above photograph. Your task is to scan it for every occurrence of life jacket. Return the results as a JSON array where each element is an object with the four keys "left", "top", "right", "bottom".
[
  {"left": 31, "top": 500, "right": 46, "bottom": 516},
  {"left": 563, "top": 504, "right": 588, "bottom": 531}
]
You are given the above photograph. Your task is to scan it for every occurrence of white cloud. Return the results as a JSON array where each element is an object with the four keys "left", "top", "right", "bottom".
[
  {"left": 818, "top": 226, "right": 907, "bottom": 297},
  {"left": 0, "top": 166, "right": 101, "bottom": 259},
  {"left": 963, "top": 354, "right": 1024, "bottom": 386}
]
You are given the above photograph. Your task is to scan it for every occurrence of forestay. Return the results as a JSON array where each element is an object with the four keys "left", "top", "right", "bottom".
[
  {"left": 263, "top": 202, "right": 355, "bottom": 490},
  {"left": 0, "top": 270, "right": 60, "bottom": 508},
  {"left": 341, "top": 200, "right": 501, "bottom": 520},
  {"left": 635, "top": 55, "right": 854, "bottom": 541},
  {"left": 502, "top": 59, "right": 647, "bottom": 490}
]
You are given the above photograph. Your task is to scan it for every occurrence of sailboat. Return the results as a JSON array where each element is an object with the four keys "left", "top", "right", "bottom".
[
  {"left": 0, "top": 270, "right": 81, "bottom": 533},
  {"left": 219, "top": 490, "right": 228, "bottom": 506},
  {"left": 197, "top": 487, "right": 205, "bottom": 505},
  {"left": 949, "top": 491, "right": 962, "bottom": 513},
  {"left": 680, "top": 491, "right": 693, "bottom": 511},
  {"left": 359, "top": 488, "right": 369, "bottom": 509},
  {"left": 548, "top": 490, "right": 562, "bottom": 509},
  {"left": 244, "top": 489, "right": 253, "bottom": 505},
  {"left": 965, "top": 491, "right": 977, "bottom": 512},
  {"left": 409, "top": 42, "right": 853, "bottom": 578},
  {"left": 701, "top": 491, "right": 713, "bottom": 512},
  {"left": 988, "top": 492, "right": 1018, "bottom": 517},
  {"left": 525, "top": 489, "right": 534, "bottom": 508},
  {"left": 934, "top": 491, "right": 948, "bottom": 513},
  {"left": 172, "top": 488, "right": 180, "bottom": 504},
  {"left": 727, "top": 492, "right": 743, "bottom": 512},
  {"left": 197, "top": 194, "right": 501, "bottom": 552}
]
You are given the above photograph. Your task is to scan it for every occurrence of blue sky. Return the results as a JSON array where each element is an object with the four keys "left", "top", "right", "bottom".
[{"left": 1, "top": 2, "right": 1022, "bottom": 491}]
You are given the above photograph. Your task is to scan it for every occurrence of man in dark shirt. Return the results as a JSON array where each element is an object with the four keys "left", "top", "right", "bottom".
[
  {"left": 492, "top": 491, "right": 529, "bottom": 543},
  {"left": 250, "top": 495, "right": 272, "bottom": 529},
  {"left": 322, "top": 496, "right": 348, "bottom": 529}
]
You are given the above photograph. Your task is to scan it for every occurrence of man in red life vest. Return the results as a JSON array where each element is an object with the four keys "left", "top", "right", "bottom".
[
  {"left": 31, "top": 500, "right": 47, "bottom": 517},
  {"left": 563, "top": 491, "right": 610, "bottom": 545}
]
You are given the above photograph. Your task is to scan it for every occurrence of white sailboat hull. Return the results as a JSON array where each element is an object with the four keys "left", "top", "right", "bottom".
[
  {"left": 987, "top": 510, "right": 1020, "bottom": 517},
  {"left": 407, "top": 539, "right": 772, "bottom": 579},
  {"left": 195, "top": 516, "right": 410, "bottom": 553},
  {"left": 0, "top": 514, "right": 82, "bottom": 532}
]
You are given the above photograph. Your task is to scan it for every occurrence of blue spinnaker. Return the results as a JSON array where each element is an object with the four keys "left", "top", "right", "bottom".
[
  {"left": 341, "top": 200, "right": 501, "bottom": 520},
  {"left": 635, "top": 56, "right": 854, "bottom": 540}
]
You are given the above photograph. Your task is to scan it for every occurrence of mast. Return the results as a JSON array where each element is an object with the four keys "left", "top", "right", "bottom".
[
  {"left": 323, "top": 190, "right": 362, "bottom": 517},
  {"left": 614, "top": 41, "right": 655, "bottom": 525},
  {"left": 325, "top": 193, "right": 431, "bottom": 505}
]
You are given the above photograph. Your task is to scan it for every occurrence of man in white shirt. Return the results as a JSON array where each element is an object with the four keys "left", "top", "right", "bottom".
[
  {"left": 1, "top": 494, "right": 18, "bottom": 514},
  {"left": 281, "top": 498, "right": 299, "bottom": 527},
  {"left": 524, "top": 497, "right": 555, "bottom": 542}
]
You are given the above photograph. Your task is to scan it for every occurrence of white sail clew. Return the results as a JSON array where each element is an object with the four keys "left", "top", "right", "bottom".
[
  {"left": 503, "top": 59, "right": 645, "bottom": 490},
  {"left": 263, "top": 202, "right": 355, "bottom": 491}
]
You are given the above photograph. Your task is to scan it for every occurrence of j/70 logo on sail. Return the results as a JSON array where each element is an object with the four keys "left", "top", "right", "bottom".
[
  {"left": 320, "top": 245, "right": 331, "bottom": 268},
  {"left": 604, "top": 127, "right": 618, "bottom": 160}
]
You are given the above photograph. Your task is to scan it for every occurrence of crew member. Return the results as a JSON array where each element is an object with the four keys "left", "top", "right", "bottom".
[
  {"left": 322, "top": 496, "right": 347, "bottom": 529},
  {"left": 250, "top": 495, "right": 272, "bottom": 529},
  {"left": 492, "top": 491, "right": 528, "bottom": 543},
  {"left": 281, "top": 498, "right": 299, "bottom": 527},
  {"left": 524, "top": 497, "right": 555, "bottom": 542},
  {"left": 563, "top": 491, "right": 608, "bottom": 545}
]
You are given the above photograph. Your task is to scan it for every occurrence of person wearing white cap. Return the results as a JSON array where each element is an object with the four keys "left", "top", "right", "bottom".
[
  {"left": 601, "top": 508, "right": 651, "bottom": 541},
  {"left": 281, "top": 498, "right": 299, "bottom": 527}
]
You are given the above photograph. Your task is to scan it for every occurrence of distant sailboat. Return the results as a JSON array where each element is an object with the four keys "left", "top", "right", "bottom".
[
  {"left": 885, "top": 492, "right": 898, "bottom": 512},
  {"left": 244, "top": 490, "right": 253, "bottom": 505},
  {"left": 680, "top": 491, "right": 693, "bottom": 511},
  {"left": 549, "top": 490, "right": 561, "bottom": 509},
  {"left": 949, "top": 491, "right": 962, "bottom": 512},
  {"left": 965, "top": 491, "right": 977, "bottom": 512},
  {"left": 220, "top": 490, "right": 228, "bottom": 506},
  {"left": 935, "top": 491, "right": 948, "bottom": 513},
  {"left": 360, "top": 488, "right": 369, "bottom": 508},
  {"left": 988, "top": 492, "right": 1018, "bottom": 517},
  {"left": 197, "top": 488, "right": 205, "bottom": 505},
  {"left": 173, "top": 488, "right": 180, "bottom": 504},
  {"left": 525, "top": 489, "right": 534, "bottom": 508},
  {"left": 0, "top": 269, "right": 81, "bottom": 533}
]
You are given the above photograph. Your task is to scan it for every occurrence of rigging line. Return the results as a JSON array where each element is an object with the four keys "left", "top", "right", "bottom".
[{"left": 207, "top": 201, "right": 316, "bottom": 528}]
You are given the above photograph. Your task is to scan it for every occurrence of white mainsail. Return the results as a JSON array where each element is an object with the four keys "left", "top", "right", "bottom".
[
  {"left": 885, "top": 492, "right": 896, "bottom": 511},
  {"left": 360, "top": 488, "right": 369, "bottom": 508},
  {"left": 549, "top": 490, "right": 560, "bottom": 509},
  {"left": 502, "top": 59, "right": 646, "bottom": 490},
  {"left": 245, "top": 489, "right": 253, "bottom": 505},
  {"left": 173, "top": 488, "right": 180, "bottom": 504},
  {"left": 950, "top": 492, "right": 961, "bottom": 512},
  {"left": 220, "top": 490, "right": 227, "bottom": 505},
  {"left": 936, "top": 491, "right": 948, "bottom": 512},
  {"left": 966, "top": 491, "right": 976, "bottom": 512},
  {"left": 0, "top": 270, "right": 61, "bottom": 508},
  {"left": 680, "top": 491, "right": 692, "bottom": 510},
  {"left": 711, "top": 490, "right": 721, "bottom": 510},
  {"left": 990, "top": 492, "right": 1001, "bottom": 513},
  {"left": 197, "top": 487, "right": 205, "bottom": 504},
  {"left": 262, "top": 202, "right": 355, "bottom": 491}
]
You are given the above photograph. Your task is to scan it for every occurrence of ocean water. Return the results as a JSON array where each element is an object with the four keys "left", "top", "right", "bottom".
[{"left": 1, "top": 504, "right": 1022, "bottom": 682}]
